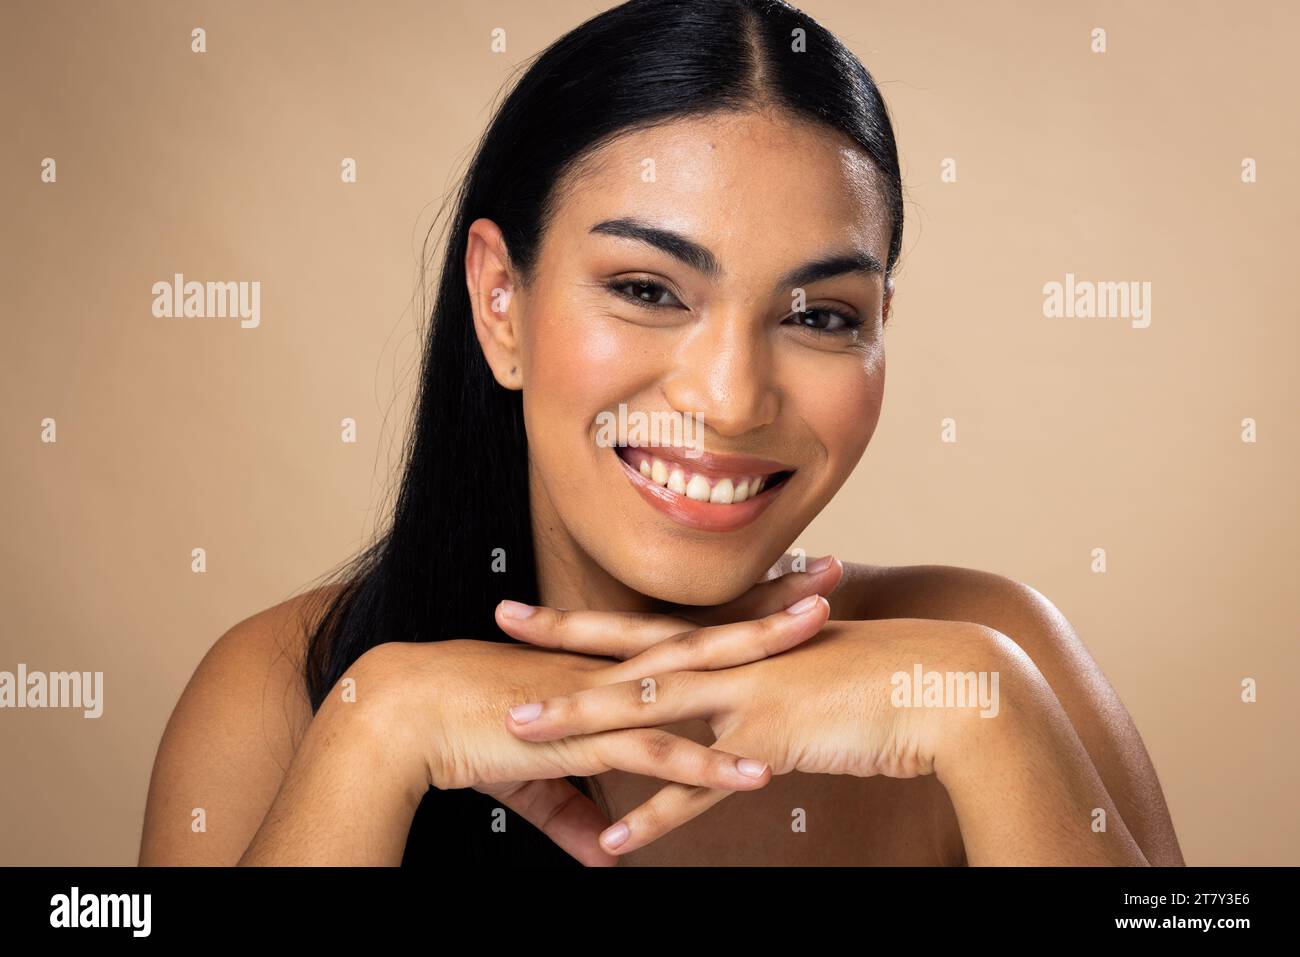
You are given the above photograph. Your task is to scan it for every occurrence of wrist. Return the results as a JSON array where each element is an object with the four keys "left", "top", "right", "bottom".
[
  {"left": 931, "top": 627, "right": 1045, "bottom": 789},
  {"left": 240, "top": 645, "right": 432, "bottom": 864},
  {"left": 929, "top": 630, "right": 1145, "bottom": 864},
  {"left": 322, "top": 643, "right": 436, "bottom": 807}
]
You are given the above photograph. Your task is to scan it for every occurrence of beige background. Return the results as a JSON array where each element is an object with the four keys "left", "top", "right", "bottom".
[{"left": 2, "top": 0, "right": 1296, "bottom": 865}]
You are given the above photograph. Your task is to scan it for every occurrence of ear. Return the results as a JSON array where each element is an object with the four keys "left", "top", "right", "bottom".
[
  {"left": 465, "top": 217, "right": 525, "bottom": 390},
  {"left": 882, "top": 275, "right": 895, "bottom": 325}
]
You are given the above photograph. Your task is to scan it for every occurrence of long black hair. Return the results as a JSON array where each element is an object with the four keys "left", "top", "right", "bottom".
[{"left": 299, "top": 0, "right": 904, "bottom": 865}]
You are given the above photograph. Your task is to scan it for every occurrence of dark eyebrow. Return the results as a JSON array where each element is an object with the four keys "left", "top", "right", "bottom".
[
  {"left": 776, "top": 252, "right": 883, "bottom": 291},
  {"left": 589, "top": 217, "right": 720, "bottom": 278},
  {"left": 588, "top": 216, "right": 883, "bottom": 290}
]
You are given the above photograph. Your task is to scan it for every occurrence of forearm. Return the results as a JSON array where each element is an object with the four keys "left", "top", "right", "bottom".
[
  {"left": 239, "top": 691, "right": 428, "bottom": 865},
  {"left": 935, "top": 643, "right": 1148, "bottom": 866}
]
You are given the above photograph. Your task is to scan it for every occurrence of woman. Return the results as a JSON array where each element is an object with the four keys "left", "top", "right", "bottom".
[{"left": 139, "top": 0, "right": 1183, "bottom": 867}]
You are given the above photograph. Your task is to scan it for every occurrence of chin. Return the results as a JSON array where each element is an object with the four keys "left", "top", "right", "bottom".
[{"left": 608, "top": 559, "right": 766, "bottom": 608}]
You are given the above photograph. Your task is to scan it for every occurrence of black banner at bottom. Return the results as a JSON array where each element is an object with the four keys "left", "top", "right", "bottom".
[{"left": 0, "top": 865, "right": 1282, "bottom": 941}]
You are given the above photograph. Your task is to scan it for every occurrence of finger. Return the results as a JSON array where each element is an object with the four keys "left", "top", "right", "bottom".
[
  {"left": 491, "top": 778, "right": 620, "bottom": 867},
  {"left": 493, "top": 558, "right": 842, "bottom": 657},
  {"left": 589, "top": 728, "right": 771, "bottom": 792},
  {"left": 672, "top": 555, "right": 844, "bottom": 627},
  {"left": 507, "top": 670, "right": 729, "bottom": 741},
  {"left": 495, "top": 602, "right": 696, "bottom": 660},
  {"left": 595, "top": 728, "right": 770, "bottom": 855},
  {"left": 604, "top": 594, "right": 830, "bottom": 683},
  {"left": 597, "top": 781, "right": 733, "bottom": 856}
]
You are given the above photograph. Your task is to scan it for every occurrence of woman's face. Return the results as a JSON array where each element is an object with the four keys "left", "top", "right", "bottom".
[{"left": 470, "top": 108, "right": 893, "bottom": 606}]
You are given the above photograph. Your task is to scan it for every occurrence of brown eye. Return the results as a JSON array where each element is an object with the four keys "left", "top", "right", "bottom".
[
  {"left": 607, "top": 278, "right": 684, "bottom": 308},
  {"left": 784, "top": 308, "right": 863, "bottom": 334}
]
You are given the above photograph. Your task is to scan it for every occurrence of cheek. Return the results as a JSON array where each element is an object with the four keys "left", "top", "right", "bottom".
[
  {"left": 527, "top": 304, "right": 609, "bottom": 389},
  {"left": 522, "top": 305, "right": 647, "bottom": 443},
  {"left": 796, "top": 356, "right": 884, "bottom": 474}
]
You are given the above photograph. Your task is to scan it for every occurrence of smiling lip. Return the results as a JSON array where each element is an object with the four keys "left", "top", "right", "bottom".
[
  {"left": 633, "top": 444, "right": 796, "bottom": 478},
  {"left": 614, "top": 446, "right": 793, "bottom": 533}
]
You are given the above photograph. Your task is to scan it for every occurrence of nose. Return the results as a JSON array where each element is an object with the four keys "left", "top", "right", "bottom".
[{"left": 660, "top": 311, "right": 781, "bottom": 438}]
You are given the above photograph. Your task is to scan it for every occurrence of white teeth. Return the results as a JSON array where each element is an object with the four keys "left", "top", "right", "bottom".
[
  {"left": 624, "top": 450, "right": 779, "bottom": 506},
  {"left": 685, "top": 474, "right": 712, "bottom": 502},
  {"left": 709, "top": 478, "right": 735, "bottom": 504}
]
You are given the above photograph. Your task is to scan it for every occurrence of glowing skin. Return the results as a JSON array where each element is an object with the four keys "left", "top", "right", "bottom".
[{"left": 466, "top": 107, "right": 893, "bottom": 609}]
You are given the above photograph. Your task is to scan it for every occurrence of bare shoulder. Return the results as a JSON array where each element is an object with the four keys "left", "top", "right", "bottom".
[
  {"left": 138, "top": 582, "right": 346, "bottom": 865},
  {"left": 836, "top": 561, "right": 1185, "bottom": 866},
  {"left": 837, "top": 561, "right": 1069, "bottom": 638}
]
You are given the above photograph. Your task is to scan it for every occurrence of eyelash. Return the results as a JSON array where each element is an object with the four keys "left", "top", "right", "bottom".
[
  {"left": 606, "top": 278, "right": 681, "bottom": 309},
  {"left": 604, "top": 278, "right": 865, "bottom": 337}
]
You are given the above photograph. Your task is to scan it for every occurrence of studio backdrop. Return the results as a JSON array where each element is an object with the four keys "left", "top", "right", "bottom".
[{"left": 1, "top": 0, "right": 1296, "bottom": 865}]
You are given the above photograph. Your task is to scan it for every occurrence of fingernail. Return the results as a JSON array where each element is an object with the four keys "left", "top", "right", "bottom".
[
  {"left": 509, "top": 702, "right": 543, "bottom": 723},
  {"left": 737, "top": 758, "right": 768, "bottom": 777},
  {"left": 785, "top": 594, "right": 821, "bottom": 615},
  {"left": 806, "top": 555, "right": 834, "bottom": 573},
  {"left": 601, "top": 822, "right": 630, "bottom": 849},
  {"left": 499, "top": 600, "right": 536, "bottom": 620}
]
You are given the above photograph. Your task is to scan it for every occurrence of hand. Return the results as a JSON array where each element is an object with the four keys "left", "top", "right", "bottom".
[
  {"left": 370, "top": 584, "right": 836, "bottom": 865},
  {"left": 503, "top": 615, "right": 1006, "bottom": 855},
  {"left": 492, "top": 552, "right": 846, "bottom": 665}
]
